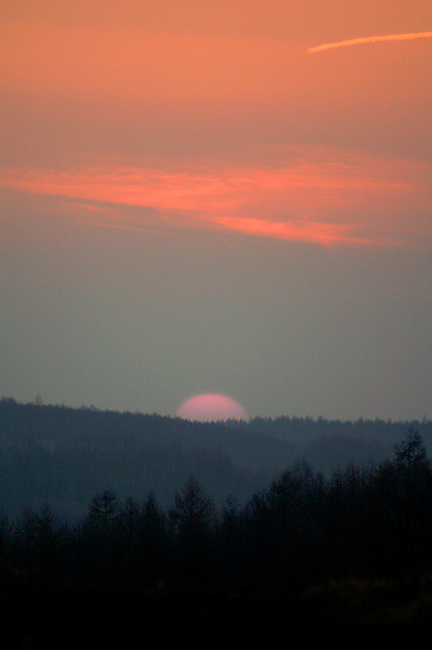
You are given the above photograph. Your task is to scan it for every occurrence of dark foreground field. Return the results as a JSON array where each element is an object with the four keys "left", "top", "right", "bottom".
[{"left": 2, "top": 570, "right": 432, "bottom": 648}]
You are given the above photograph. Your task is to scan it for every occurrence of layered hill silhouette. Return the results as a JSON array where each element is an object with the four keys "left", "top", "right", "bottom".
[{"left": 1, "top": 396, "right": 430, "bottom": 519}]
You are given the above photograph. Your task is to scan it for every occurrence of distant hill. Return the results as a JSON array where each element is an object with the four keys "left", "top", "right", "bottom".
[
  {"left": 247, "top": 415, "right": 432, "bottom": 474},
  {"left": 0, "top": 397, "right": 430, "bottom": 519}
]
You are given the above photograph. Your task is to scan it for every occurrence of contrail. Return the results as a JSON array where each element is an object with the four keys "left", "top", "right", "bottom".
[{"left": 308, "top": 31, "right": 432, "bottom": 53}]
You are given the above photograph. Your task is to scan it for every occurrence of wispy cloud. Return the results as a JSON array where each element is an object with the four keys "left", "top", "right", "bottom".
[
  {"left": 308, "top": 31, "right": 432, "bottom": 53},
  {"left": 213, "top": 216, "right": 379, "bottom": 247},
  {"left": 1, "top": 148, "right": 430, "bottom": 247}
]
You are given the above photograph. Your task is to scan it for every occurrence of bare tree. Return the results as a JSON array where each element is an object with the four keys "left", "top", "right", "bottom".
[
  {"left": 88, "top": 489, "right": 120, "bottom": 532},
  {"left": 394, "top": 428, "right": 430, "bottom": 473}
]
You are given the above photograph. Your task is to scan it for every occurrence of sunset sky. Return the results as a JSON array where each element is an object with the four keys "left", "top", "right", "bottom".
[{"left": 1, "top": 0, "right": 432, "bottom": 421}]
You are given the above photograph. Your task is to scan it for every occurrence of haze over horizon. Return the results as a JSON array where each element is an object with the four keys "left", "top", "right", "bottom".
[{"left": 1, "top": 1, "right": 431, "bottom": 422}]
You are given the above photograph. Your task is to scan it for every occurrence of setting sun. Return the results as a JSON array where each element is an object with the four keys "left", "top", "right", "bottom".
[
  {"left": 176, "top": 394, "right": 247, "bottom": 422},
  {"left": 1, "top": 0, "right": 431, "bottom": 421}
]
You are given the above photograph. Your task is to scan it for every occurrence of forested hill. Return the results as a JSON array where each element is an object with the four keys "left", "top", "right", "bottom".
[{"left": 0, "top": 396, "right": 431, "bottom": 519}]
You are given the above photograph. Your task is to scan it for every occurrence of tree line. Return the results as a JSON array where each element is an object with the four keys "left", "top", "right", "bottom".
[
  {"left": 1, "top": 429, "right": 432, "bottom": 598},
  {"left": 3, "top": 396, "right": 431, "bottom": 522}
]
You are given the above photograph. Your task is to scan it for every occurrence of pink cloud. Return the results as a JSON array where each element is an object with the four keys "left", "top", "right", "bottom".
[{"left": 1, "top": 147, "right": 431, "bottom": 247}]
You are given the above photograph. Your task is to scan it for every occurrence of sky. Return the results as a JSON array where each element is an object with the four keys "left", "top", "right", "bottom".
[{"left": 1, "top": 0, "right": 432, "bottom": 421}]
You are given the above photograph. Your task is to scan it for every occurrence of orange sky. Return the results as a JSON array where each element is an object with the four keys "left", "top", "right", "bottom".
[
  {"left": 1, "top": 1, "right": 432, "bottom": 419},
  {"left": 1, "top": 0, "right": 432, "bottom": 248}
]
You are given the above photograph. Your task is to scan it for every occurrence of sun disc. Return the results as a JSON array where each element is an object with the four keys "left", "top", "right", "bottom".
[{"left": 176, "top": 393, "right": 247, "bottom": 423}]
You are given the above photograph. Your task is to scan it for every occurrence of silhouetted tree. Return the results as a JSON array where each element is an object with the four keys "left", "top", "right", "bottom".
[
  {"left": 88, "top": 489, "right": 120, "bottom": 530},
  {"left": 80, "top": 489, "right": 121, "bottom": 582},
  {"left": 0, "top": 514, "right": 11, "bottom": 566},
  {"left": 136, "top": 492, "right": 169, "bottom": 588},
  {"left": 214, "top": 494, "right": 244, "bottom": 592},
  {"left": 394, "top": 428, "right": 430, "bottom": 474},
  {"left": 393, "top": 430, "right": 432, "bottom": 573},
  {"left": 169, "top": 476, "right": 215, "bottom": 589},
  {"left": 170, "top": 477, "right": 215, "bottom": 537}
]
